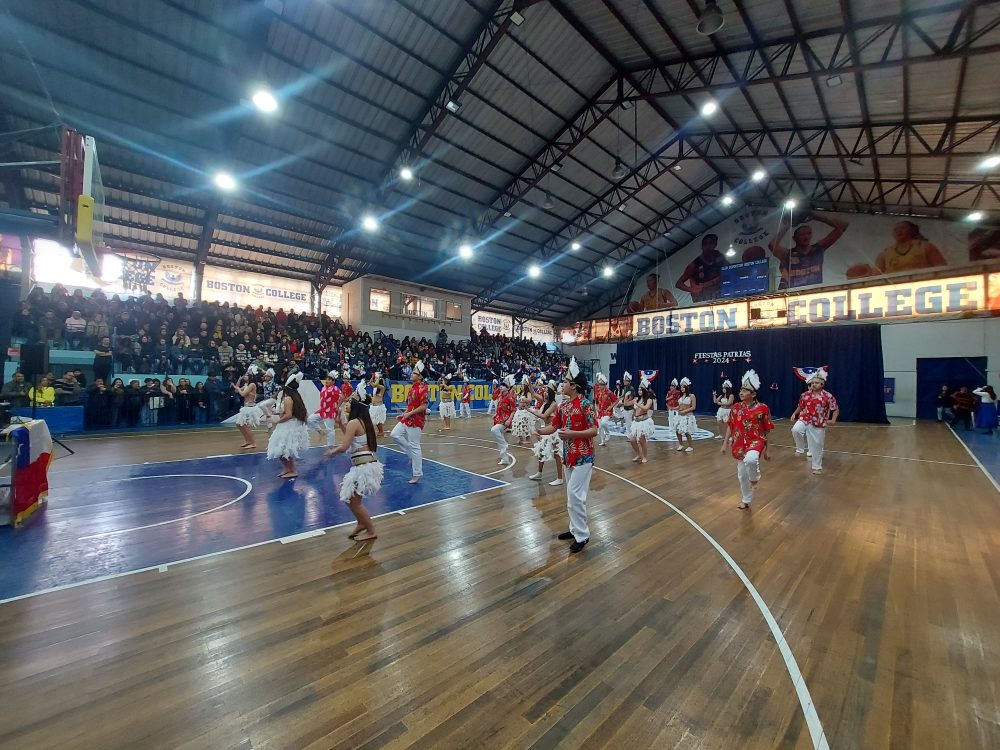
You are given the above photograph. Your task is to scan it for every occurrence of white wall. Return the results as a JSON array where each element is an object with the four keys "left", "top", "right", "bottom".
[
  {"left": 881, "top": 317, "right": 1000, "bottom": 417},
  {"left": 563, "top": 343, "right": 618, "bottom": 376},
  {"left": 349, "top": 275, "right": 472, "bottom": 340}
]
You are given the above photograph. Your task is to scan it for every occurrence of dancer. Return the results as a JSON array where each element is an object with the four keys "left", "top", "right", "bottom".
[
  {"left": 790, "top": 369, "right": 839, "bottom": 474},
  {"left": 511, "top": 394, "right": 536, "bottom": 446},
  {"left": 309, "top": 370, "right": 342, "bottom": 449},
  {"left": 593, "top": 373, "right": 618, "bottom": 447},
  {"left": 460, "top": 376, "right": 473, "bottom": 419},
  {"left": 267, "top": 372, "right": 311, "bottom": 479},
  {"left": 487, "top": 379, "right": 500, "bottom": 416},
  {"left": 391, "top": 361, "right": 429, "bottom": 484},
  {"left": 325, "top": 383, "right": 381, "bottom": 543},
  {"left": 725, "top": 370, "right": 774, "bottom": 510},
  {"left": 233, "top": 368, "right": 262, "bottom": 450},
  {"left": 665, "top": 378, "right": 680, "bottom": 433},
  {"left": 620, "top": 372, "right": 635, "bottom": 435},
  {"left": 674, "top": 377, "right": 697, "bottom": 452},
  {"left": 338, "top": 374, "right": 354, "bottom": 432},
  {"left": 712, "top": 380, "right": 734, "bottom": 440},
  {"left": 536, "top": 357, "right": 598, "bottom": 553},
  {"left": 438, "top": 375, "right": 456, "bottom": 430},
  {"left": 973, "top": 384, "right": 998, "bottom": 434},
  {"left": 529, "top": 383, "right": 564, "bottom": 486},
  {"left": 629, "top": 378, "right": 656, "bottom": 462},
  {"left": 612, "top": 379, "right": 625, "bottom": 432},
  {"left": 369, "top": 372, "right": 387, "bottom": 438},
  {"left": 491, "top": 375, "right": 517, "bottom": 465}
]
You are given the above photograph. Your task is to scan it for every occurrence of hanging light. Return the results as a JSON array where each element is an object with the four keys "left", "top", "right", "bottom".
[
  {"left": 721, "top": 195, "right": 734, "bottom": 206},
  {"left": 214, "top": 171, "right": 237, "bottom": 191},
  {"left": 966, "top": 211, "right": 984, "bottom": 222},
  {"left": 251, "top": 88, "right": 278, "bottom": 114},
  {"left": 784, "top": 199, "right": 797, "bottom": 210},
  {"left": 751, "top": 169, "right": 766, "bottom": 182},
  {"left": 726, "top": 244, "right": 736, "bottom": 257},
  {"left": 528, "top": 264, "right": 541, "bottom": 278},
  {"left": 361, "top": 214, "right": 379, "bottom": 232},
  {"left": 543, "top": 191, "right": 555, "bottom": 209},
  {"left": 571, "top": 241, "right": 581, "bottom": 251},
  {"left": 602, "top": 265, "right": 614, "bottom": 278},
  {"left": 980, "top": 155, "right": 1000, "bottom": 170},
  {"left": 459, "top": 243, "right": 474, "bottom": 258},
  {"left": 399, "top": 166, "right": 414, "bottom": 182},
  {"left": 611, "top": 158, "right": 629, "bottom": 180},
  {"left": 700, "top": 100, "right": 718, "bottom": 117},
  {"left": 696, "top": 1, "right": 725, "bottom": 35}
]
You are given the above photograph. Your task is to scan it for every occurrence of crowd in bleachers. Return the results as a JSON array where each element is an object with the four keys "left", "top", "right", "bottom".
[{"left": 3, "top": 284, "right": 565, "bottom": 429}]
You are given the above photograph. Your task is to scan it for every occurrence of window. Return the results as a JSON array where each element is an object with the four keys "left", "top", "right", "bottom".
[
  {"left": 445, "top": 302, "right": 462, "bottom": 321},
  {"left": 369, "top": 288, "right": 390, "bottom": 312},
  {"left": 402, "top": 294, "right": 436, "bottom": 318}
]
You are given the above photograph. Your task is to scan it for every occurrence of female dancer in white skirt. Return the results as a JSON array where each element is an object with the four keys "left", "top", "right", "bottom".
[
  {"left": 674, "top": 377, "right": 698, "bottom": 452},
  {"left": 267, "top": 372, "right": 311, "bottom": 479},
  {"left": 629, "top": 379, "right": 657, "bottom": 463},
  {"left": 325, "top": 385, "right": 381, "bottom": 542},
  {"left": 713, "top": 379, "right": 734, "bottom": 441},
  {"left": 438, "top": 376, "right": 457, "bottom": 430},
  {"left": 511, "top": 395, "right": 536, "bottom": 445},
  {"left": 529, "top": 384, "right": 564, "bottom": 486},
  {"left": 233, "top": 368, "right": 262, "bottom": 450},
  {"left": 369, "top": 372, "right": 387, "bottom": 438}
]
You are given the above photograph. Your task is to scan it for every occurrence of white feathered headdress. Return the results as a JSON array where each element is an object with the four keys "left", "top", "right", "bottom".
[
  {"left": 521, "top": 374, "right": 530, "bottom": 386},
  {"left": 265, "top": 368, "right": 275, "bottom": 378},
  {"left": 670, "top": 378, "right": 678, "bottom": 387},
  {"left": 352, "top": 379, "right": 368, "bottom": 401},
  {"left": 285, "top": 371, "right": 304, "bottom": 387},
  {"left": 680, "top": 377, "right": 691, "bottom": 387},
  {"left": 742, "top": 369, "right": 761, "bottom": 392},
  {"left": 722, "top": 379, "right": 732, "bottom": 389},
  {"left": 327, "top": 370, "right": 339, "bottom": 379},
  {"left": 639, "top": 376, "right": 650, "bottom": 389},
  {"left": 623, "top": 371, "right": 632, "bottom": 381},
  {"left": 569, "top": 357, "right": 580, "bottom": 379},
  {"left": 595, "top": 372, "right": 608, "bottom": 385},
  {"left": 413, "top": 360, "right": 425, "bottom": 375},
  {"left": 504, "top": 374, "right": 516, "bottom": 387}
]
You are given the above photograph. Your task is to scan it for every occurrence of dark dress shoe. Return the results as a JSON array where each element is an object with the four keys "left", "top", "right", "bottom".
[
  {"left": 569, "top": 539, "right": 589, "bottom": 553},
  {"left": 557, "top": 531, "right": 575, "bottom": 540}
]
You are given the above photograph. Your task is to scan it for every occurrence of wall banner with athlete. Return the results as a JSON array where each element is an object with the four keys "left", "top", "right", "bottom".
[{"left": 626, "top": 206, "right": 1000, "bottom": 313}]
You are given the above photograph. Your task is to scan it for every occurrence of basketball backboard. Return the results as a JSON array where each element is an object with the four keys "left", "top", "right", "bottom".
[{"left": 59, "top": 127, "right": 104, "bottom": 277}]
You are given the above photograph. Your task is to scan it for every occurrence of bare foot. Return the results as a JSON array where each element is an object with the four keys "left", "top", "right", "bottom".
[
  {"left": 353, "top": 532, "right": 377, "bottom": 542},
  {"left": 408, "top": 477, "right": 420, "bottom": 484},
  {"left": 348, "top": 525, "right": 363, "bottom": 539}
]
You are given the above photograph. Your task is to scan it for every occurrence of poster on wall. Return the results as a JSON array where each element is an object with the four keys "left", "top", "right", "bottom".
[
  {"left": 321, "top": 287, "right": 343, "bottom": 320},
  {"left": 521, "top": 319, "right": 555, "bottom": 343},
  {"left": 202, "top": 266, "right": 311, "bottom": 312},
  {"left": 627, "top": 207, "right": 1000, "bottom": 312},
  {"left": 1, "top": 232, "right": 24, "bottom": 279},
  {"left": 471, "top": 310, "right": 513, "bottom": 336}
]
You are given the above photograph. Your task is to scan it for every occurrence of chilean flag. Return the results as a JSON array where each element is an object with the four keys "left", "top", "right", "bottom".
[
  {"left": 8, "top": 420, "right": 53, "bottom": 524},
  {"left": 793, "top": 365, "right": 829, "bottom": 382},
  {"left": 638, "top": 369, "right": 659, "bottom": 382}
]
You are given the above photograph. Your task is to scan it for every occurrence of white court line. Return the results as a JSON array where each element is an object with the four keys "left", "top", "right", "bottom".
[
  {"left": 280, "top": 529, "right": 326, "bottom": 544},
  {"left": 435, "top": 433, "right": 829, "bottom": 750},
  {"left": 379, "top": 443, "right": 511, "bottom": 486},
  {"left": 78, "top": 475, "right": 253, "bottom": 539},
  {"left": 427, "top": 441, "right": 518, "bottom": 476},
  {"left": 767, "top": 442, "right": 976, "bottom": 467},
  {"left": 947, "top": 425, "right": 1000, "bottom": 495}
]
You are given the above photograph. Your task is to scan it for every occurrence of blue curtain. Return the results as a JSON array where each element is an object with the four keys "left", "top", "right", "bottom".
[{"left": 611, "top": 324, "right": 888, "bottom": 423}]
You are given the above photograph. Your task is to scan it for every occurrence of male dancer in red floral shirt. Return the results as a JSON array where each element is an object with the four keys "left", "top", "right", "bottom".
[
  {"left": 593, "top": 372, "right": 617, "bottom": 446},
  {"left": 490, "top": 375, "right": 517, "bottom": 465},
  {"left": 391, "top": 360, "right": 429, "bottom": 484},
  {"left": 537, "top": 357, "right": 599, "bottom": 553},
  {"left": 790, "top": 368, "right": 839, "bottom": 475},
  {"left": 725, "top": 369, "right": 774, "bottom": 510},
  {"left": 460, "top": 377, "right": 473, "bottom": 419},
  {"left": 314, "top": 370, "right": 342, "bottom": 448}
]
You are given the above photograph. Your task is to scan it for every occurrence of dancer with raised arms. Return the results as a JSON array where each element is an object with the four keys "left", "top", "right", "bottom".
[
  {"left": 369, "top": 372, "right": 387, "bottom": 438},
  {"left": 629, "top": 377, "right": 656, "bottom": 463},
  {"left": 674, "top": 377, "right": 697, "bottom": 452},
  {"left": 390, "top": 360, "right": 429, "bottom": 484},
  {"left": 712, "top": 379, "right": 734, "bottom": 441},
  {"left": 267, "top": 372, "right": 311, "bottom": 479},
  {"left": 490, "top": 375, "right": 517, "bottom": 465},
  {"left": 529, "top": 383, "right": 564, "bottom": 486},
  {"left": 790, "top": 368, "right": 839, "bottom": 475},
  {"left": 325, "top": 381, "right": 381, "bottom": 543},
  {"left": 233, "top": 366, "right": 262, "bottom": 450}
]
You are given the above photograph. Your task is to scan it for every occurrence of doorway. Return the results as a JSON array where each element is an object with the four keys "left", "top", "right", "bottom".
[{"left": 915, "top": 356, "right": 987, "bottom": 420}]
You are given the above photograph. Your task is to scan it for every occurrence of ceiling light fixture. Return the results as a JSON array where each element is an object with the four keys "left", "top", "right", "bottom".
[
  {"left": 980, "top": 155, "right": 1000, "bottom": 169},
  {"left": 696, "top": 1, "right": 725, "bottom": 35},
  {"left": 784, "top": 199, "right": 797, "bottom": 210},
  {"left": 445, "top": 99, "right": 461, "bottom": 113},
  {"left": 672, "top": 163, "right": 683, "bottom": 172},
  {"left": 722, "top": 195, "right": 734, "bottom": 206},
  {"left": 361, "top": 214, "right": 379, "bottom": 232},
  {"left": 509, "top": 10, "right": 524, "bottom": 25},
  {"left": 602, "top": 265, "right": 613, "bottom": 278},
  {"left": 826, "top": 75, "right": 843, "bottom": 88},
  {"left": 966, "top": 211, "right": 984, "bottom": 222},
  {"left": 528, "top": 264, "right": 541, "bottom": 278},
  {"left": 571, "top": 241, "right": 581, "bottom": 251},
  {"left": 726, "top": 244, "right": 736, "bottom": 257},
  {"left": 459, "top": 243, "right": 474, "bottom": 258},
  {"left": 751, "top": 169, "right": 766, "bottom": 182},
  {"left": 611, "top": 157, "right": 629, "bottom": 180},
  {"left": 214, "top": 171, "right": 237, "bottom": 191},
  {"left": 543, "top": 191, "right": 555, "bottom": 209},
  {"left": 399, "top": 166, "right": 414, "bottom": 181},
  {"left": 251, "top": 88, "right": 278, "bottom": 113},
  {"left": 700, "top": 100, "right": 718, "bottom": 117}
]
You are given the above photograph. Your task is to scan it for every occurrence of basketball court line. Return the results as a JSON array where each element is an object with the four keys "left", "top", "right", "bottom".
[
  {"left": 433, "top": 433, "right": 830, "bottom": 750},
  {"left": 766, "top": 442, "right": 976, "bottom": 467},
  {"left": 948, "top": 425, "right": 1000, "bottom": 495}
]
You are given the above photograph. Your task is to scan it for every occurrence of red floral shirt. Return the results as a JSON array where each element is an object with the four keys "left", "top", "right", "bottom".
[
  {"left": 727, "top": 401, "right": 774, "bottom": 460},
  {"left": 666, "top": 387, "right": 680, "bottom": 409},
  {"left": 553, "top": 395, "right": 598, "bottom": 466},
  {"left": 594, "top": 386, "right": 618, "bottom": 418},
  {"left": 461, "top": 384, "right": 472, "bottom": 403},
  {"left": 796, "top": 390, "right": 839, "bottom": 428},
  {"left": 401, "top": 381, "right": 429, "bottom": 429},
  {"left": 318, "top": 384, "right": 341, "bottom": 418},
  {"left": 340, "top": 381, "right": 353, "bottom": 403},
  {"left": 494, "top": 390, "right": 517, "bottom": 426},
  {"left": 491, "top": 388, "right": 501, "bottom": 402}
]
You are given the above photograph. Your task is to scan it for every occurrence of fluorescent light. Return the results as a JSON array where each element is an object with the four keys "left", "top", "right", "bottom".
[
  {"left": 722, "top": 195, "right": 734, "bottom": 206},
  {"left": 510, "top": 10, "right": 524, "bottom": 25},
  {"left": 618, "top": 203, "right": 627, "bottom": 211},
  {"left": 445, "top": 99, "right": 461, "bottom": 113},
  {"left": 751, "top": 169, "right": 766, "bottom": 182},
  {"left": 214, "top": 171, "right": 237, "bottom": 191},
  {"left": 528, "top": 264, "right": 541, "bottom": 278},
  {"left": 361, "top": 214, "right": 379, "bottom": 232},
  {"left": 602, "top": 265, "right": 613, "bottom": 277},
  {"left": 980, "top": 155, "right": 1000, "bottom": 169},
  {"left": 570, "top": 241, "right": 581, "bottom": 251},
  {"left": 251, "top": 88, "right": 278, "bottom": 113},
  {"left": 701, "top": 100, "right": 718, "bottom": 117},
  {"left": 826, "top": 75, "right": 843, "bottom": 88},
  {"left": 726, "top": 244, "right": 736, "bottom": 257},
  {"left": 459, "top": 243, "right": 473, "bottom": 258},
  {"left": 966, "top": 211, "right": 984, "bottom": 222},
  {"left": 399, "top": 166, "right": 414, "bottom": 181},
  {"left": 784, "top": 199, "right": 797, "bottom": 210},
  {"left": 672, "top": 163, "right": 683, "bottom": 171}
]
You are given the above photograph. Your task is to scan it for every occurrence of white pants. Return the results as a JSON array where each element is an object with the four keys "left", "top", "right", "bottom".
[
  {"left": 460, "top": 401, "right": 472, "bottom": 418},
  {"left": 623, "top": 408, "right": 633, "bottom": 435},
  {"left": 487, "top": 399, "right": 496, "bottom": 415},
  {"left": 792, "top": 420, "right": 826, "bottom": 470},
  {"left": 490, "top": 423, "right": 510, "bottom": 460},
  {"left": 322, "top": 417, "right": 338, "bottom": 447},
  {"left": 565, "top": 463, "right": 592, "bottom": 542},
  {"left": 736, "top": 450, "right": 761, "bottom": 504},
  {"left": 391, "top": 421, "right": 423, "bottom": 477},
  {"left": 598, "top": 415, "right": 612, "bottom": 444}
]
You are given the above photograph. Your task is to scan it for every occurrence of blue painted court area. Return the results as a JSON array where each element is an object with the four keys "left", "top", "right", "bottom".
[
  {"left": 0, "top": 448, "right": 505, "bottom": 602},
  {"left": 952, "top": 427, "right": 1000, "bottom": 491}
]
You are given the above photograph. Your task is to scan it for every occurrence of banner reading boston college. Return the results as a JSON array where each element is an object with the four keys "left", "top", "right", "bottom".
[{"left": 202, "top": 266, "right": 311, "bottom": 312}]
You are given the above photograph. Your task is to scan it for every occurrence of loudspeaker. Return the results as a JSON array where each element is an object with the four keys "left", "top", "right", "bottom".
[{"left": 19, "top": 343, "right": 49, "bottom": 378}]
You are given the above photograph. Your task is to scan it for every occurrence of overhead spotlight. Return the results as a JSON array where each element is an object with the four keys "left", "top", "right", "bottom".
[
  {"left": 251, "top": 87, "right": 278, "bottom": 114},
  {"left": 459, "top": 243, "right": 474, "bottom": 258},
  {"left": 509, "top": 10, "right": 524, "bottom": 25},
  {"left": 550, "top": 162, "right": 562, "bottom": 172},
  {"left": 722, "top": 195, "right": 734, "bottom": 206},
  {"left": 543, "top": 192, "right": 555, "bottom": 209},
  {"left": 582, "top": 287, "right": 588, "bottom": 296},
  {"left": 980, "top": 155, "right": 1000, "bottom": 169},
  {"left": 672, "top": 163, "right": 683, "bottom": 172},
  {"left": 726, "top": 244, "right": 736, "bottom": 258},
  {"left": 784, "top": 199, "right": 797, "bottom": 210},
  {"left": 826, "top": 75, "right": 843, "bottom": 88},
  {"left": 528, "top": 264, "right": 541, "bottom": 278},
  {"left": 571, "top": 241, "right": 581, "bottom": 251},
  {"left": 399, "top": 166, "right": 414, "bottom": 181},
  {"left": 618, "top": 203, "right": 627, "bottom": 212},
  {"left": 361, "top": 214, "right": 379, "bottom": 232},
  {"left": 611, "top": 158, "right": 629, "bottom": 179},
  {"left": 966, "top": 211, "right": 984, "bottom": 222},
  {"left": 696, "top": 0, "right": 725, "bottom": 35},
  {"left": 751, "top": 169, "right": 766, "bottom": 182},
  {"left": 620, "top": 99, "right": 634, "bottom": 110},
  {"left": 503, "top": 210, "right": 513, "bottom": 217},
  {"left": 700, "top": 100, "right": 718, "bottom": 117},
  {"left": 445, "top": 99, "right": 461, "bottom": 113},
  {"left": 214, "top": 171, "right": 237, "bottom": 191},
  {"left": 602, "top": 265, "right": 614, "bottom": 278}
]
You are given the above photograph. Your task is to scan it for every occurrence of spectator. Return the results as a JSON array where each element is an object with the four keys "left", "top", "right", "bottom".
[
  {"left": 11, "top": 302, "right": 36, "bottom": 340},
  {"left": 972, "top": 385, "right": 997, "bottom": 434},
  {"left": 124, "top": 379, "right": 144, "bottom": 426},
  {"left": 142, "top": 378, "right": 163, "bottom": 426},
  {"left": 936, "top": 385, "right": 952, "bottom": 423},
  {"left": 94, "top": 336, "right": 114, "bottom": 383},
  {"left": 2, "top": 371, "right": 30, "bottom": 407},
  {"left": 951, "top": 386, "right": 976, "bottom": 431},
  {"left": 86, "top": 379, "right": 111, "bottom": 428},
  {"left": 38, "top": 310, "right": 63, "bottom": 347},
  {"left": 54, "top": 371, "right": 83, "bottom": 405},
  {"left": 186, "top": 336, "right": 205, "bottom": 374},
  {"left": 193, "top": 381, "right": 209, "bottom": 424},
  {"left": 86, "top": 312, "right": 110, "bottom": 346},
  {"left": 218, "top": 340, "right": 234, "bottom": 365},
  {"left": 28, "top": 376, "right": 56, "bottom": 406},
  {"left": 108, "top": 377, "right": 126, "bottom": 427},
  {"left": 64, "top": 310, "right": 87, "bottom": 349}
]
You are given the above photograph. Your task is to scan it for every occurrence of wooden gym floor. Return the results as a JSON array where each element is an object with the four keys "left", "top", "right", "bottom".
[{"left": 0, "top": 415, "right": 997, "bottom": 749}]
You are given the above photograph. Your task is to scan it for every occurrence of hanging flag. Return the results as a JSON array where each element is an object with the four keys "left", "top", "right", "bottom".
[
  {"left": 793, "top": 365, "right": 829, "bottom": 382},
  {"left": 639, "top": 369, "right": 659, "bottom": 382}
]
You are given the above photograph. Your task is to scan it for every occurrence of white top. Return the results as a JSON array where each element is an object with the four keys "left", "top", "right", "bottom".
[
  {"left": 350, "top": 434, "right": 371, "bottom": 454},
  {"left": 972, "top": 388, "right": 995, "bottom": 403}
]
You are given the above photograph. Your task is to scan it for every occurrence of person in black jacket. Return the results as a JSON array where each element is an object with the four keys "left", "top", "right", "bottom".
[
  {"left": 936, "top": 384, "right": 953, "bottom": 423},
  {"left": 124, "top": 379, "right": 145, "bottom": 427}
]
